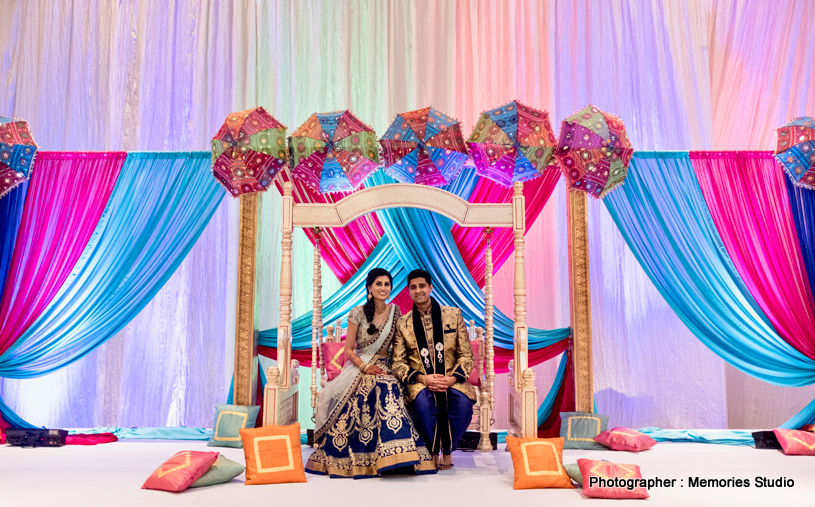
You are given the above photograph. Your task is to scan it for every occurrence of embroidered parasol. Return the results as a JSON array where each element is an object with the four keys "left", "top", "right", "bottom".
[
  {"left": 775, "top": 117, "right": 815, "bottom": 189},
  {"left": 0, "top": 117, "right": 38, "bottom": 199},
  {"left": 467, "top": 100, "right": 557, "bottom": 187},
  {"left": 211, "top": 107, "right": 288, "bottom": 197},
  {"left": 555, "top": 105, "right": 633, "bottom": 198},
  {"left": 289, "top": 111, "right": 380, "bottom": 193},
  {"left": 380, "top": 106, "right": 468, "bottom": 187}
]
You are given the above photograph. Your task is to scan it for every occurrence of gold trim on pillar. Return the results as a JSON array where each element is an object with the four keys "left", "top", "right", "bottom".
[
  {"left": 567, "top": 190, "right": 593, "bottom": 413},
  {"left": 234, "top": 192, "right": 259, "bottom": 406}
]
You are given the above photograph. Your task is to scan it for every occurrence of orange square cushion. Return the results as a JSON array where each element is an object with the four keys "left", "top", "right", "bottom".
[
  {"left": 240, "top": 423, "right": 306, "bottom": 485},
  {"left": 577, "top": 458, "right": 649, "bottom": 499},
  {"left": 506, "top": 435, "right": 574, "bottom": 490},
  {"left": 322, "top": 342, "right": 346, "bottom": 381},
  {"left": 142, "top": 451, "right": 220, "bottom": 492},
  {"left": 773, "top": 428, "right": 815, "bottom": 456}
]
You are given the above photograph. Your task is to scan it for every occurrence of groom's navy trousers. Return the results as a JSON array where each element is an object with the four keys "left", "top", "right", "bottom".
[{"left": 409, "top": 388, "right": 474, "bottom": 454}]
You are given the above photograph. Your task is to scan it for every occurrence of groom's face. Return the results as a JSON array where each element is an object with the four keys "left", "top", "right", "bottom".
[{"left": 408, "top": 277, "right": 432, "bottom": 306}]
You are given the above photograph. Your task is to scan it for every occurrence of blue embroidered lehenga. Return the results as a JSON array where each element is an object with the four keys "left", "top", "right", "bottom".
[{"left": 305, "top": 304, "right": 436, "bottom": 478}]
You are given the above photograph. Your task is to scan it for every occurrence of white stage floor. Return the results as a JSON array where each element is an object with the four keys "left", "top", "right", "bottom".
[{"left": 2, "top": 439, "right": 813, "bottom": 506}]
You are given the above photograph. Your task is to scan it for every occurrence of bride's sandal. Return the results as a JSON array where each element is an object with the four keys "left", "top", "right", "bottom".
[{"left": 439, "top": 454, "right": 454, "bottom": 470}]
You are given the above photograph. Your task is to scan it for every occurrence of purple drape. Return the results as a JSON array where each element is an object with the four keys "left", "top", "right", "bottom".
[
  {"left": 0, "top": 152, "right": 125, "bottom": 357},
  {"left": 692, "top": 151, "right": 815, "bottom": 360}
]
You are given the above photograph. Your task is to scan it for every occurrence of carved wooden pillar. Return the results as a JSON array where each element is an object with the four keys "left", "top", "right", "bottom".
[
  {"left": 234, "top": 192, "right": 259, "bottom": 406},
  {"left": 310, "top": 228, "right": 322, "bottom": 419},
  {"left": 277, "top": 182, "right": 294, "bottom": 390},
  {"left": 512, "top": 182, "right": 527, "bottom": 392},
  {"left": 512, "top": 181, "right": 537, "bottom": 437},
  {"left": 483, "top": 229, "right": 495, "bottom": 413},
  {"left": 567, "top": 190, "right": 593, "bottom": 413}
]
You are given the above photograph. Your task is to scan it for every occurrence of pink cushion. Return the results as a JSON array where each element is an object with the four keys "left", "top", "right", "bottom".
[
  {"left": 142, "top": 451, "right": 220, "bottom": 492},
  {"left": 773, "top": 428, "right": 815, "bottom": 455},
  {"left": 65, "top": 432, "right": 119, "bottom": 446},
  {"left": 468, "top": 342, "right": 481, "bottom": 387},
  {"left": 322, "top": 342, "right": 346, "bottom": 381},
  {"left": 577, "top": 459, "right": 650, "bottom": 499},
  {"left": 594, "top": 427, "right": 656, "bottom": 452}
]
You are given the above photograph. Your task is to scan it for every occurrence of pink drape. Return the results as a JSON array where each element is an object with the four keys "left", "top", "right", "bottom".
[
  {"left": 452, "top": 166, "right": 562, "bottom": 287},
  {"left": 275, "top": 172, "right": 383, "bottom": 283},
  {"left": 0, "top": 152, "right": 125, "bottom": 356},
  {"left": 692, "top": 151, "right": 815, "bottom": 360}
]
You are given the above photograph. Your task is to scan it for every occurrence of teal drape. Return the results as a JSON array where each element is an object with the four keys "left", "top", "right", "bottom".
[{"left": 604, "top": 152, "right": 815, "bottom": 389}]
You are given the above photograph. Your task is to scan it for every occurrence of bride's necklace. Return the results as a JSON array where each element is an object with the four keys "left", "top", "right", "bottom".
[{"left": 372, "top": 305, "right": 388, "bottom": 325}]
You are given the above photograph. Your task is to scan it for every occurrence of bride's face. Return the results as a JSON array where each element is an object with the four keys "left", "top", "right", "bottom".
[{"left": 368, "top": 276, "right": 392, "bottom": 302}]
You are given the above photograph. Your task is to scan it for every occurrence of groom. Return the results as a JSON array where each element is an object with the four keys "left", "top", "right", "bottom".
[{"left": 392, "top": 269, "right": 475, "bottom": 470}]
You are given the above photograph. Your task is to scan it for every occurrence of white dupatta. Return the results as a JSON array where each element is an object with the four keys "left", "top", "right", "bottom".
[{"left": 314, "top": 305, "right": 396, "bottom": 434}]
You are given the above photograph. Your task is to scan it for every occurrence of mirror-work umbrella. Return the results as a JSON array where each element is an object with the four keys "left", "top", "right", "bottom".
[
  {"left": 0, "top": 117, "right": 37, "bottom": 199},
  {"left": 289, "top": 111, "right": 380, "bottom": 193},
  {"left": 467, "top": 100, "right": 557, "bottom": 187},
  {"left": 211, "top": 107, "right": 288, "bottom": 197},
  {"left": 555, "top": 105, "right": 633, "bottom": 198},
  {"left": 775, "top": 117, "right": 815, "bottom": 189},
  {"left": 380, "top": 106, "right": 468, "bottom": 187}
]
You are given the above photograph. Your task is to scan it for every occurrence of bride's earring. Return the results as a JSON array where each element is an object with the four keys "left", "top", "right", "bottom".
[{"left": 367, "top": 292, "right": 372, "bottom": 300}]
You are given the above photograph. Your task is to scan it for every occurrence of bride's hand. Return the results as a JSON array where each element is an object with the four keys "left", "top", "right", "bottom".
[{"left": 366, "top": 365, "right": 385, "bottom": 375}]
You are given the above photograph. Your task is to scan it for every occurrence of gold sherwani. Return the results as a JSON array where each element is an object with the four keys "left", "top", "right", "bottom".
[{"left": 391, "top": 304, "right": 475, "bottom": 404}]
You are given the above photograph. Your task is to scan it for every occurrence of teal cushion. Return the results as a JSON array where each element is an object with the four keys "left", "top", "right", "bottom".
[
  {"left": 190, "top": 455, "right": 246, "bottom": 488},
  {"left": 207, "top": 404, "right": 260, "bottom": 448},
  {"left": 564, "top": 463, "right": 583, "bottom": 485},
  {"left": 559, "top": 412, "right": 609, "bottom": 450}
]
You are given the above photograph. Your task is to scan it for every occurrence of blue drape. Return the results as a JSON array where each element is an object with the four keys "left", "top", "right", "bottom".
[
  {"left": 781, "top": 178, "right": 815, "bottom": 427},
  {"left": 638, "top": 427, "right": 754, "bottom": 446},
  {"left": 0, "top": 180, "right": 28, "bottom": 301},
  {"left": 604, "top": 152, "right": 815, "bottom": 388},
  {"left": 785, "top": 177, "right": 815, "bottom": 294},
  {"left": 258, "top": 171, "right": 570, "bottom": 350},
  {"left": 537, "top": 352, "right": 568, "bottom": 425},
  {"left": 0, "top": 152, "right": 223, "bottom": 426}
]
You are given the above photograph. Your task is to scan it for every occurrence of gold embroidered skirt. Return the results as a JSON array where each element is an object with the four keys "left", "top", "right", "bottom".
[{"left": 306, "top": 362, "right": 436, "bottom": 479}]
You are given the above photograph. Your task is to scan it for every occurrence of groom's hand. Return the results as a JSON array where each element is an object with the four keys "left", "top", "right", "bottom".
[{"left": 423, "top": 374, "right": 457, "bottom": 392}]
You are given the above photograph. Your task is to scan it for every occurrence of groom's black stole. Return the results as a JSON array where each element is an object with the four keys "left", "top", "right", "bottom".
[{"left": 412, "top": 297, "right": 452, "bottom": 454}]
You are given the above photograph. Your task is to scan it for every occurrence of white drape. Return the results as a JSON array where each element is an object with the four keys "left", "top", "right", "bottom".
[{"left": 1, "top": 0, "right": 813, "bottom": 429}]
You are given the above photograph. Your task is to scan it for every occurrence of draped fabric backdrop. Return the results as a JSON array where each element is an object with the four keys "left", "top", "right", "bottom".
[{"left": 1, "top": 0, "right": 814, "bottom": 430}]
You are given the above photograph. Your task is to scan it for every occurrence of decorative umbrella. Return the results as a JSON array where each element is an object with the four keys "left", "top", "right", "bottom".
[
  {"left": 380, "top": 106, "right": 468, "bottom": 187},
  {"left": 555, "top": 105, "right": 633, "bottom": 198},
  {"left": 289, "top": 111, "right": 379, "bottom": 193},
  {"left": 0, "top": 117, "right": 37, "bottom": 199},
  {"left": 467, "top": 100, "right": 557, "bottom": 187},
  {"left": 211, "top": 107, "right": 288, "bottom": 197},
  {"left": 775, "top": 117, "right": 815, "bottom": 189}
]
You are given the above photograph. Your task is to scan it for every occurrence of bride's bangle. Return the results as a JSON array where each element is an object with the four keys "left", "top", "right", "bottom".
[{"left": 360, "top": 362, "right": 369, "bottom": 373}]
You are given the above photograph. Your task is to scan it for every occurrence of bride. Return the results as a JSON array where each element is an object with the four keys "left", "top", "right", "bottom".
[{"left": 305, "top": 268, "right": 436, "bottom": 478}]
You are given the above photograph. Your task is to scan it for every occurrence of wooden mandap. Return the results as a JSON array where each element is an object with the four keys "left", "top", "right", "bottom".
[{"left": 232, "top": 179, "right": 596, "bottom": 448}]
